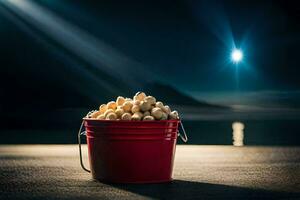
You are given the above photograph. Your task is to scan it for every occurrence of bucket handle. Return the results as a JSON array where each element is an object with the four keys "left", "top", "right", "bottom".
[
  {"left": 78, "top": 121, "right": 91, "bottom": 173},
  {"left": 178, "top": 121, "right": 188, "bottom": 143}
]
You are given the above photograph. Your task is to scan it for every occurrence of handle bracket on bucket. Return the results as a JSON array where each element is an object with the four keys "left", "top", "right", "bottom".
[
  {"left": 78, "top": 121, "right": 91, "bottom": 173},
  {"left": 178, "top": 121, "right": 188, "bottom": 143}
]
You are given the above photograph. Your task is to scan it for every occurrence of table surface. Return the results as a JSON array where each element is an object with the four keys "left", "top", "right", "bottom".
[{"left": 0, "top": 145, "right": 300, "bottom": 199}]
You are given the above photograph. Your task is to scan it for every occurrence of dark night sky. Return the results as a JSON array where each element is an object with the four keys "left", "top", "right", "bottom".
[
  {"left": 0, "top": 0, "right": 300, "bottom": 109},
  {"left": 0, "top": 0, "right": 300, "bottom": 145}
]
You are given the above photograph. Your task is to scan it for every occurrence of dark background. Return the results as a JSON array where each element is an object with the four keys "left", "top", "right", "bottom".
[{"left": 0, "top": 0, "right": 299, "bottom": 144}]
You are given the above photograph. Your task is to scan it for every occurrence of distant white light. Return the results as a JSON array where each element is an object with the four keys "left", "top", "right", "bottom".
[
  {"left": 232, "top": 121, "right": 245, "bottom": 146},
  {"left": 231, "top": 49, "right": 243, "bottom": 63}
]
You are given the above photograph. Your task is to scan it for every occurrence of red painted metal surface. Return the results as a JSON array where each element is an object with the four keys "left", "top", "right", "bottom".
[{"left": 84, "top": 119, "right": 179, "bottom": 183}]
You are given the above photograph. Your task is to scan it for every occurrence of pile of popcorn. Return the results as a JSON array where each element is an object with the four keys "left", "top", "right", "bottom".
[{"left": 86, "top": 92, "right": 179, "bottom": 121}]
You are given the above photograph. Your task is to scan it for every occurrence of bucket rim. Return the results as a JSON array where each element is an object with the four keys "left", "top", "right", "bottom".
[{"left": 82, "top": 118, "right": 180, "bottom": 123}]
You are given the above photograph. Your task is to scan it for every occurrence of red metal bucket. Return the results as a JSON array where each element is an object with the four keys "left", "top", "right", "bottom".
[{"left": 78, "top": 119, "right": 187, "bottom": 183}]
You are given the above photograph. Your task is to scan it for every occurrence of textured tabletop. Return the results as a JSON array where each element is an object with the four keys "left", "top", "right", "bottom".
[{"left": 0, "top": 145, "right": 300, "bottom": 199}]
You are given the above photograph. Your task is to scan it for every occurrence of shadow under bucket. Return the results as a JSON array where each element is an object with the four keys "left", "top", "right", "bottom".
[{"left": 78, "top": 119, "right": 187, "bottom": 183}]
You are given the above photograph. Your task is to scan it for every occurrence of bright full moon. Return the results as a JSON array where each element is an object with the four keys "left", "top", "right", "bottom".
[{"left": 231, "top": 49, "right": 243, "bottom": 63}]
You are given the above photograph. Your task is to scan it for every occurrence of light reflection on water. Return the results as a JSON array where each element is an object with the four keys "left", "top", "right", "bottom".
[{"left": 232, "top": 121, "right": 245, "bottom": 146}]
